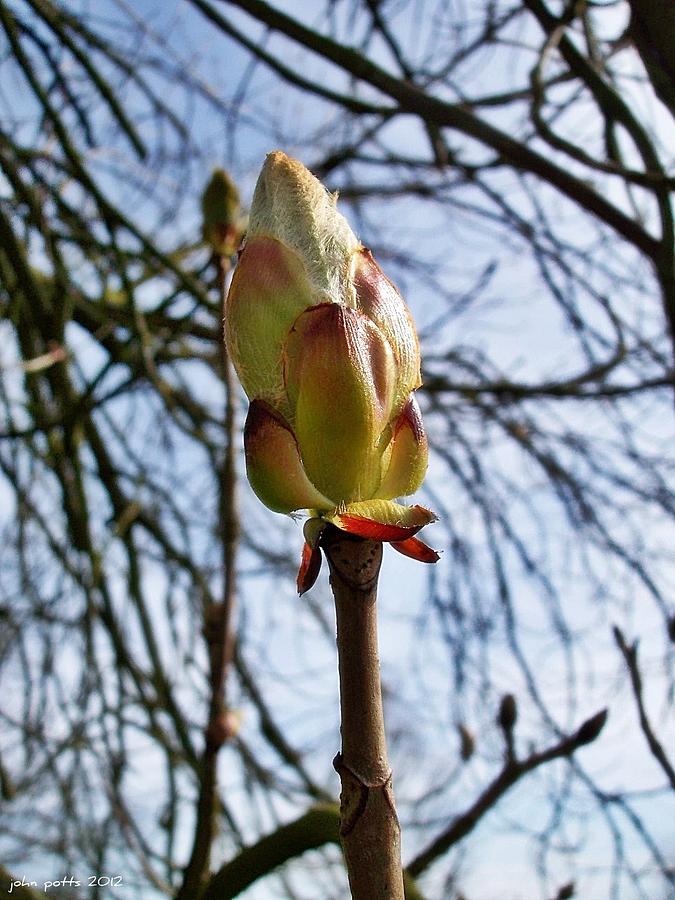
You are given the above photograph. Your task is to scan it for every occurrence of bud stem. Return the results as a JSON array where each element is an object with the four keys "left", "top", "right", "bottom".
[
  {"left": 322, "top": 527, "right": 405, "bottom": 900},
  {"left": 177, "top": 253, "right": 239, "bottom": 900}
]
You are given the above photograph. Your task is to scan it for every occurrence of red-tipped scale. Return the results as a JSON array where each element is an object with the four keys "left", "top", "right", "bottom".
[
  {"left": 390, "top": 536, "right": 441, "bottom": 564},
  {"left": 324, "top": 500, "right": 436, "bottom": 541},
  {"left": 297, "top": 541, "right": 323, "bottom": 595}
]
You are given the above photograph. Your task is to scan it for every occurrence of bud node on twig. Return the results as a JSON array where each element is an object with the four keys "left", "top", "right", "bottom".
[
  {"left": 575, "top": 709, "right": 608, "bottom": 745},
  {"left": 323, "top": 529, "right": 383, "bottom": 592}
]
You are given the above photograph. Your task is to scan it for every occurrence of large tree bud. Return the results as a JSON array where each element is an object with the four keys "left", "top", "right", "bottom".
[{"left": 224, "top": 152, "right": 438, "bottom": 588}]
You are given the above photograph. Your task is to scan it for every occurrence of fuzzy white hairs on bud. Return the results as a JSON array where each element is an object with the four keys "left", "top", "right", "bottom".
[{"left": 247, "top": 152, "right": 360, "bottom": 306}]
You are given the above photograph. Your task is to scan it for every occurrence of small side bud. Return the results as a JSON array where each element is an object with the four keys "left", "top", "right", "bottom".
[
  {"left": 553, "top": 882, "right": 575, "bottom": 900},
  {"left": 457, "top": 724, "right": 475, "bottom": 762},
  {"left": 202, "top": 168, "right": 242, "bottom": 257},
  {"left": 206, "top": 709, "right": 242, "bottom": 748},
  {"left": 497, "top": 693, "right": 517, "bottom": 759},
  {"left": 497, "top": 693, "right": 517, "bottom": 734},
  {"left": 575, "top": 709, "right": 608, "bottom": 745}
]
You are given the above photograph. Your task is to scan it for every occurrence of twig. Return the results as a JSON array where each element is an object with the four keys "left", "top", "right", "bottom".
[
  {"left": 211, "top": 0, "right": 659, "bottom": 259},
  {"left": 322, "top": 526, "right": 405, "bottom": 900},
  {"left": 408, "top": 708, "right": 608, "bottom": 877},
  {"left": 233, "top": 644, "right": 330, "bottom": 800},
  {"left": 201, "top": 804, "right": 340, "bottom": 900},
  {"left": 612, "top": 626, "right": 675, "bottom": 791},
  {"left": 177, "top": 254, "right": 239, "bottom": 898},
  {"left": 201, "top": 803, "right": 428, "bottom": 900}
]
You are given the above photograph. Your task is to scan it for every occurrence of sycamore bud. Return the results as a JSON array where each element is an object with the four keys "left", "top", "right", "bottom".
[
  {"left": 202, "top": 168, "right": 242, "bottom": 257},
  {"left": 225, "top": 152, "right": 438, "bottom": 578}
]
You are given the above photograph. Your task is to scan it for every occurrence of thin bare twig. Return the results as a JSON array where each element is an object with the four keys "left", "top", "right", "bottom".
[
  {"left": 177, "top": 254, "right": 240, "bottom": 898},
  {"left": 408, "top": 708, "right": 608, "bottom": 877},
  {"left": 612, "top": 626, "right": 675, "bottom": 792}
]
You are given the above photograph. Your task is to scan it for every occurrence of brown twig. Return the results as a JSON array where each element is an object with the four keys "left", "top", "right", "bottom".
[
  {"left": 177, "top": 254, "right": 239, "bottom": 898},
  {"left": 200, "top": 801, "right": 428, "bottom": 900},
  {"left": 211, "top": 0, "right": 659, "bottom": 259},
  {"left": 408, "top": 707, "right": 608, "bottom": 877},
  {"left": 322, "top": 526, "right": 404, "bottom": 900},
  {"left": 612, "top": 626, "right": 675, "bottom": 792},
  {"left": 201, "top": 804, "right": 341, "bottom": 900}
]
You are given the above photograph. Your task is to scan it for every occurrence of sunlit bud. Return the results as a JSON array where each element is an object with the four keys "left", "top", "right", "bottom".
[
  {"left": 224, "top": 151, "right": 439, "bottom": 586},
  {"left": 201, "top": 168, "right": 242, "bottom": 257}
]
